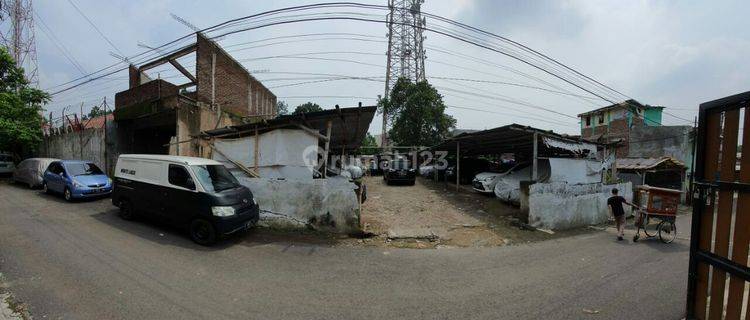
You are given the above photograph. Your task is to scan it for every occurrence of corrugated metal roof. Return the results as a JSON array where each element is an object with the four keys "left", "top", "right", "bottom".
[
  {"left": 203, "top": 105, "right": 377, "bottom": 151},
  {"left": 616, "top": 156, "right": 686, "bottom": 170},
  {"left": 431, "top": 123, "right": 600, "bottom": 157}
]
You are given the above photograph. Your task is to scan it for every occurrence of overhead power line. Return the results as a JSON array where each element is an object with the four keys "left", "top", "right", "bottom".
[{"left": 66, "top": 0, "right": 124, "bottom": 56}]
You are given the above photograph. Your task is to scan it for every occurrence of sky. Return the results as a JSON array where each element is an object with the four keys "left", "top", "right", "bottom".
[{"left": 27, "top": 0, "right": 750, "bottom": 135}]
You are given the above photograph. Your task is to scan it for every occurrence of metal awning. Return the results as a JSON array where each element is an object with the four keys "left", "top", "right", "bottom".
[
  {"left": 616, "top": 157, "right": 686, "bottom": 170},
  {"left": 431, "top": 123, "right": 600, "bottom": 158},
  {"left": 202, "top": 105, "right": 377, "bottom": 151}
]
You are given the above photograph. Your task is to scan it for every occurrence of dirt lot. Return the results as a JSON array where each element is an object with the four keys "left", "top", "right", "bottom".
[{"left": 358, "top": 176, "right": 592, "bottom": 248}]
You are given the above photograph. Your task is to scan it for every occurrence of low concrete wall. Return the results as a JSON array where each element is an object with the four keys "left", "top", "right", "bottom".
[
  {"left": 41, "top": 122, "right": 118, "bottom": 174},
  {"left": 528, "top": 182, "right": 633, "bottom": 230},
  {"left": 237, "top": 177, "right": 360, "bottom": 234}
]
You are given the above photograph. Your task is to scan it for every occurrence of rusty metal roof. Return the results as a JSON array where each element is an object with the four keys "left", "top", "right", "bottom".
[
  {"left": 202, "top": 105, "right": 377, "bottom": 151},
  {"left": 616, "top": 157, "right": 686, "bottom": 170}
]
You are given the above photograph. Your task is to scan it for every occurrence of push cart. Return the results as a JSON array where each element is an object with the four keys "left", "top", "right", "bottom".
[{"left": 632, "top": 185, "right": 682, "bottom": 243}]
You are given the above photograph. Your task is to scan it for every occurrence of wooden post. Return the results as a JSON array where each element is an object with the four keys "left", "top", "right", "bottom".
[
  {"left": 254, "top": 126, "right": 259, "bottom": 173},
  {"left": 456, "top": 141, "right": 460, "bottom": 190},
  {"left": 322, "top": 120, "right": 332, "bottom": 178},
  {"left": 532, "top": 132, "right": 538, "bottom": 181}
]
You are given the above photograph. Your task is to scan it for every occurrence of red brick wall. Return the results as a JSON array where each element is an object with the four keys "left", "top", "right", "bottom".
[
  {"left": 195, "top": 34, "right": 276, "bottom": 118},
  {"left": 115, "top": 79, "right": 178, "bottom": 109}
]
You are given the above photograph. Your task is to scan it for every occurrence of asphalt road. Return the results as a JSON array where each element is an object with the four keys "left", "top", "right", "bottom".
[{"left": 0, "top": 182, "right": 689, "bottom": 319}]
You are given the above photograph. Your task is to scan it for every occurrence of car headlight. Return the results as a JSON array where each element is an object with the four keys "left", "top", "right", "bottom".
[
  {"left": 72, "top": 180, "right": 83, "bottom": 187},
  {"left": 212, "top": 206, "right": 236, "bottom": 217}
]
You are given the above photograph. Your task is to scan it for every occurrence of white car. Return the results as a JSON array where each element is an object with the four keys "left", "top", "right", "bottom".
[
  {"left": 472, "top": 171, "right": 506, "bottom": 193},
  {"left": 0, "top": 153, "right": 15, "bottom": 175},
  {"left": 472, "top": 163, "right": 526, "bottom": 194}
]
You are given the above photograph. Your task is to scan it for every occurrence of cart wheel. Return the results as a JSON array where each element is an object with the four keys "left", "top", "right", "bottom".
[
  {"left": 658, "top": 220, "right": 677, "bottom": 244},
  {"left": 643, "top": 216, "right": 658, "bottom": 237}
]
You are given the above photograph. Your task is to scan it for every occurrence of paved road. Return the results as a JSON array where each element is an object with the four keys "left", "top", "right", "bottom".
[{"left": 0, "top": 183, "right": 688, "bottom": 319}]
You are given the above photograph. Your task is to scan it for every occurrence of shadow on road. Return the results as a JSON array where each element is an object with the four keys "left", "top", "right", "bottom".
[{"left": 90, "top": 208, "right": 339, "bottom": 251}]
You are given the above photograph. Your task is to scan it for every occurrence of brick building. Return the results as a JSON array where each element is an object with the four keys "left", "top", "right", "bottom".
[
  {"left": 114, "top": 33, "right": 276, "bottom": 158},
  {"left": 578, "top": 99, "right": 664, "bottom": 156}
]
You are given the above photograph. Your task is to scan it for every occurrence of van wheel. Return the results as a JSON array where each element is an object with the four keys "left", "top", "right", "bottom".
[
  {"left": 63, "top": 188, "right": 73, "bottom": 202},
  {"left": 190, "top": 219, "right": 217, "bottom": 246},
  {"left": 118, "top": 200, "right": 135, "bottom": 220}
]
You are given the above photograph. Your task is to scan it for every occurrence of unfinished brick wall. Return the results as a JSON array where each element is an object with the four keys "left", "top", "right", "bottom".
[
  {"left": 195, "top": 34, "right": 276, "bottom": 118},
  {"left": 115, "top": 79, "right": 178, "bottom": 109}
]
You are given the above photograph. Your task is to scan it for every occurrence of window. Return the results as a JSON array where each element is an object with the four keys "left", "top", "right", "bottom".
[
  {"left": 168, "top": 164, "right": 195, "bottom": 190},
  {"left": 598, "top": 114, "right": 604, "bottom": 124},
  {"left": 192, "top": 165, "right": 240, "bottom": 193},
  {"left": 585, "top": 116, "right": 591, "bottom": 126},
  {"left": 66, "top": 163, "right": 103, "bottom": 176},
  {"left": 49, "top": 162, "right": 63, "bottom": 175}
]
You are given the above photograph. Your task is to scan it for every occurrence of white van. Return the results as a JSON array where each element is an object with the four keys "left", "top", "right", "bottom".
[{"left": 112, "top": 154, "right": 259, "bottom": 245}]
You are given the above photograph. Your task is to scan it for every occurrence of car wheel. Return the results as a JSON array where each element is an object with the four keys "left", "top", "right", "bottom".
[
  {"left": 118, "top": 199, "right": 135, "bottom": 220},
  {"left": 64, "top": 188, "right": 73, "bottom": 202},
  {"left": 42, "top": 182, "right": 50, "bottom": 194},
  {"left": 190, "top": 219, "right": 217, "bottom": 246}
]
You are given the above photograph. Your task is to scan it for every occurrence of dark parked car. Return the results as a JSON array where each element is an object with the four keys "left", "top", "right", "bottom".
[
  {"left": 383, "top": 159, "right": 416, "bottom": 185},
  {"left": 112, "top": 154, "right": 259, "bottom": 246}
]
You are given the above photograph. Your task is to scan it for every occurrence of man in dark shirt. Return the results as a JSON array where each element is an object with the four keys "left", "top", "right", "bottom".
[{"left": 607, "top": 188, "right": 635, "bottom": 241}]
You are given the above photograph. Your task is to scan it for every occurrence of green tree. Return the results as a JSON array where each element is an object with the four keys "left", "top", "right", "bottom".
[
  {"left": 292, "top": 102, "right": 322, "bottom": 115},
  {"left": 383, "top": 77, "right": 456, "bottom": 146},
  {"left": 357, "top": 132, "right": 378, "bottom": 155},
  {"left": 0, "top": 47, "right": 50, "bottom": 155},
  {"left": 85, "top": 104, "right": 112, "bottom": 120},
  {"left": 276, "top": 100, "right": 289, "bottom": 116}
]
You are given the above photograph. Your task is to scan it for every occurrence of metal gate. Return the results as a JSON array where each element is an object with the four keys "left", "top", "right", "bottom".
[{"left": 687, "top": 91, "right": 750, "bottom": 319}]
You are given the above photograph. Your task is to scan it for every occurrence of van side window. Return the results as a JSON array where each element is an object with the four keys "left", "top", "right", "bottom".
[{"left": 168, "top": 164, "right": 195, "bottom": 190}]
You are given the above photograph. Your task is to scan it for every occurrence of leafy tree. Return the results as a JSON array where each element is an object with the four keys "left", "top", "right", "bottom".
[
  {"left": 383, "top": 77, "right": 456, "bottom": 146},
  {"left": 292, "top": 102, "right": 322, "bottom": 115},
  {"left": 276, "top": 100, "right": 289, "bottom": 116},
  {"left": 85, "top": 104, "right": 112, "bottom": 120},
  {"left": 357, "top": 132, "right": 379, "bottom": 155},
  {"left": 0, "top": 47, "right": 50, "bottom": 155}
]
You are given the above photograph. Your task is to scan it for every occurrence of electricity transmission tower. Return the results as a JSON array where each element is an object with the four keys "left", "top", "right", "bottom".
[
  {"left": 382, "top": 0, "right": 426, "bottom": 147},
  {"left": 0, "top": 0, "right": 38, "bottom": 86}
]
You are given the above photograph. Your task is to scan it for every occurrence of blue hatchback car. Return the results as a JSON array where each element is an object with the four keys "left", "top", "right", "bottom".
[{"left": 43, "top": 160, "right": 112, "bottom": 201}]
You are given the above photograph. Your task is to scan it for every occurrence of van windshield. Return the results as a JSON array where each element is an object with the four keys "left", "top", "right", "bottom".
[
  {"left": 67, "top": 163, "right": 103, "bottom": 176},
  {"left": 192, "top": 165, "right": 241, "bottom": 192}
]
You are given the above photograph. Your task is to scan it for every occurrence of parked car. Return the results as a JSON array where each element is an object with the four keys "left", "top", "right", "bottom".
[
  {"left": 112, "top": 154, "right": 260, "bottom": 246},
  {"left": 43, "top": 160, "right": 112, "bottom": 201},
  {"left": 493, "top": 160, "right": 551, "bottom": 205},
  {"left": 472, "top": 162, "right": 521, "bottom": 194},
  {"left": 12, "top": 157, "right": 59, "bottom": 188},
  {"left": 0, "top": 153, "right": 15, "bottom": 176},
  {"left": 445, "top": 158, "right": 493, "bottom": 185},
  {"left": 383, "top": 159, "right": 416, "bottom": 185}
]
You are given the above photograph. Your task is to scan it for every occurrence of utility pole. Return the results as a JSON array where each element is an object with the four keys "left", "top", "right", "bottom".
[
  {"left": 0, "top": 0, "right": 38, "bottom": 86},
  {"left": 382, "top": 0, "right": 426, "bottom": 148}
]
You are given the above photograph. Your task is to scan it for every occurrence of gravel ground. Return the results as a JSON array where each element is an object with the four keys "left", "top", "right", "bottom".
[{"left": 359, "top": 176, "right": 592, "bottom": 248}]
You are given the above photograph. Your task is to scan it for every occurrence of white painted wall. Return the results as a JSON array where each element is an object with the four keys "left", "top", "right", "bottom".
[
  {"left": 237, "top": 176, "right": 360, "bottom": 233},
  {"left": 212, "top": 128, "right": 318, "bottom": 180},
  {"left": 528, "top": 182, "right": 633, "bottom": 230},
  {"left": 548, "top": 158, "right": 602, "bottom": 184}
]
